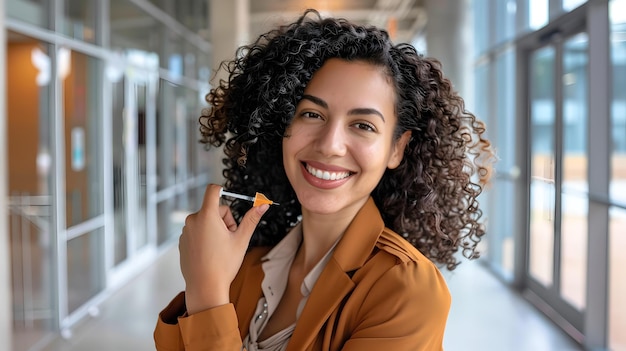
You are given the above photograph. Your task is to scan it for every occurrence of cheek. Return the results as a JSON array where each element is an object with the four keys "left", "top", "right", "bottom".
[
  {"left": 282, "top": 138, "right": 291, "bottom": 161},
  {"left": 283, "top": 123, "right": 314, "bottom": 151},
  {"left": 282, "top": 135, "right": 302, "bottom": 163},
  {"left": 355, "top": 142, "right": 389, "bottom": 169}
]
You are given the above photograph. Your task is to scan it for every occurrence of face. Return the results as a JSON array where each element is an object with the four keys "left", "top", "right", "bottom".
[{"left": 282, "top": 58, "right": 411, "bottom": 218}]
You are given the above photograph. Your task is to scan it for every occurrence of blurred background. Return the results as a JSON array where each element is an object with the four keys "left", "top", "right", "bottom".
[{"left": 0, "top": 0, "right": 625, "bottom": 350}]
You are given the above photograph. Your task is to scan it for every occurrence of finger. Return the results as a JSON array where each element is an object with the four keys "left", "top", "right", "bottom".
[
  {"left": 199, "top": 184, "right": 223, "bottom": 212},
  {"left": 234, "top": 204, "right": 270, "bottom": 246},
  {"left": 219, "top": 205, "right": 238, "bottom": 231}
]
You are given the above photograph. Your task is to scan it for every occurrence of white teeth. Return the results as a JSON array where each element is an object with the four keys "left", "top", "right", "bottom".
[{"left": 306, "top": 164, "right": 350, "bottom": 180}]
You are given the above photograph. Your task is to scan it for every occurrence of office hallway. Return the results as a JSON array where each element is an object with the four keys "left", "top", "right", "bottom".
[{"left": 39, "top": 243, "right": 582, "bottom": 351}]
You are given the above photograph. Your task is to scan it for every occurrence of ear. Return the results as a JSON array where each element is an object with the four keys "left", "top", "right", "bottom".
[{"left": 387, "top": 131, "right": 412, "bottom": 169}]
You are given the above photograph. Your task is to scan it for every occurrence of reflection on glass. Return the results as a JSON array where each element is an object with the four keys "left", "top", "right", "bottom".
[
  {"left": 64, "top": 51, "right": 104, "bottom": 228},
  {"left": 110, "top": 0, "right": 160, "bottom": 53},
  {"left": 157, "top": 79, "right": 177, "bottom": 192},
  {"left": 7, "top": 0, "right": 48, "bottom": 28},
  {"left": 157, "top": 198, "right": 175, "bottom": 245},
  {"left": 473, "top": 0, "right": 489, "bottom": 56},
  {"left": 6, "top": 32, "right": 56, "bottom": 350},
  {"left": 562, "top": 0, "right": 587, "bottom": 11},
  {"left": 529, "top": 0, "right": 549, "bottom": 30},
  {"left": 496, "top": 0, "right": 516, "bottom": 44},
  {"left": 173, "top": 94, "right": 186, "bottom": 186},
  {"left": 112, "top": 77, "right": 150, "bottom": 261},
  {"left": 491, "top": 49, "right": 516, "bottom": 278},
  {"left": 135, "top": 83, "right": 149, "bottom": 249},
  {"left": 529, "top": 46, "right": 556, "bottom": 287},
  {"left": 63, "top": 0, "right": 97, "bottom": 43},
  {"left": 560, "top": 33, "right": 588, "bottom": 310},
  {"left": 179, "top": 87, "right": 195, "bottom": 182},
  {"left": 610, "top": 1, "right": 626, "bottom": 349},
  {"left": 112, "top": 77, "right": 128, "bottom": 265},
  {"left": 147, "top": 0, "right": 209, "bottom": 33},
  {"left": 156, "top": 82, "right": 198, "bottom": 244},
  {"left": 67, "top": 229, "right": 104, "bottom": 313},
  {"left": 492, "top": 181, "right": 516, "bottom": 275}
]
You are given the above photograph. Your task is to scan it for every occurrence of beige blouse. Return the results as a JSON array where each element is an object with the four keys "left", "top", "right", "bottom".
[{"left": 242, "top": 223, "right": 339, "bottom": 351}]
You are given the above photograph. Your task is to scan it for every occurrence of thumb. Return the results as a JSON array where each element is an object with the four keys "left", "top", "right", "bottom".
[{"left": 234, "top": 204, "right": 270, "bottom": 245}]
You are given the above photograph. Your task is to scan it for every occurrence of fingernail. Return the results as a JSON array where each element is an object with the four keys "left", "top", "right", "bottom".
[{"left": 257, "top": 204, "right": 270, "bottom": 214}]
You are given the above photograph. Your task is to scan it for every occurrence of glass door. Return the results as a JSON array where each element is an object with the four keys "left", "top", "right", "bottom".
[
  {"left": 121, "top": 78, "right": 148, "bottom": 256},
  {"left": 527, "top": 31, "right": 589, "bottom": 338},
  {"left": 109, "top": 52, "right": 158, "bottom": 282}
]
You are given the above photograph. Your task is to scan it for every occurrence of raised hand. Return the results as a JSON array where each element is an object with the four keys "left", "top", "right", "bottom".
[{"left": 178, "top": 184, "right": 269, "bottom": 315}]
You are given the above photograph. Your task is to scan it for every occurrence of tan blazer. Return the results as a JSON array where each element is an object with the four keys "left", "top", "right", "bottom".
[{"left": 154, "top": 197, "right": 451, "bottom": 351}]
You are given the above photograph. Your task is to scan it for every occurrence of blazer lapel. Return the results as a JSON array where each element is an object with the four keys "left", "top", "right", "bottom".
[
  {"left": 286, "top": 198, "right": 384, "bottom": 350},
  {"left": 234, "top": 250, "right": 266, "bottom": 337}
]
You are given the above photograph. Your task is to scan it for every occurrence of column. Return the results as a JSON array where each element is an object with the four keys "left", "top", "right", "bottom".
[
  {"left": 209, "top": 0, "right": 249, "bottom": 85},
  {"left": 424, "top": 0, "right": 472, "bottom": 100}
]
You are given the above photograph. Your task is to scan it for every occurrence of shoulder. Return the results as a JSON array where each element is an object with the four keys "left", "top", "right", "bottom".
[
  {"left": 357, "top": 228, "right": 450, "bottom": 304},
  {"left": 375, "top": 228, "right": 426, "bottom": 264},
  {"left": 347, "top": 228, "right": 451, "bottom": 331},
  {"left": 372, "top": 228, "right": 444, "bottom": 280}
]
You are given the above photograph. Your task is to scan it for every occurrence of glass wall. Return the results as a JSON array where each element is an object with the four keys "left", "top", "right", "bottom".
[
  {"left": 63, "top": 51, "right": 104, "bottom": 228},
  {"left": 493, "top": 49, "right": 517, "bottom": 278},
  {"left": 560, "top": 33, "right": 588, "bottom": 310},
  {"left": 6, "top": 32, "right": 56, "bottom": 351},
  {"left": 473, "top": 0, "right": 490, "bottom": 56},
  {"left": 67, "top": 229, "right": 104, "bottom": 313},
  {"left": 563, "top": 0, "right": 587, "bottom": 11},
  {"left": 496, "top": 0, "right": 517, "bottom": 44},
  {"left": 529, "top": 46, "right": 556, "bottom": 288},
  {"left": 528, "top": 0, "right": 549, "bottom": 30},
  {"left": 473, "top": 0, "right": 616, "bottom": 349},
  {"left": 62, "top": 0, "right": 98, "bottom": 42},
  {"left": 4, "top": 0, "right": 216, "bottom": 350},
  {"left": 471, "top": 0, "right": 523, "bottom": 282},
  {"left": 6, "top": 0, "right": 49, "bottom": 28}
]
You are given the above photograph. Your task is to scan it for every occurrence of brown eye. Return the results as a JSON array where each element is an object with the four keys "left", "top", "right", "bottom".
[
  {"left": 353, "top": 122, "right": 376, "bottom": 132},
  {"left": 301, "top": 111, "right": 322, "bottom": 119}
]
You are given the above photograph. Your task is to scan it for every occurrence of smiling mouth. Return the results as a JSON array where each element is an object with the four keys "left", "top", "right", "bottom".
[{"left": 304, "top": 163, "right": 353, "bottom": 181}]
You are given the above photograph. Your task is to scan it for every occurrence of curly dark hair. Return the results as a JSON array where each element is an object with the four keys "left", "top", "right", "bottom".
[{"left": 199, "top": 9, "right": 494, "bottom": 270}]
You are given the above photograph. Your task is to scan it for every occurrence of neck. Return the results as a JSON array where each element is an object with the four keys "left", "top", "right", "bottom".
[{"left": 296, "top": 200, "right": 365, "bottom": 273}]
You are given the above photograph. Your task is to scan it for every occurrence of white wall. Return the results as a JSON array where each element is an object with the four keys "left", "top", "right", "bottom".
[{"left": 0, "top": 0, "right": 14, "bottom": 349}]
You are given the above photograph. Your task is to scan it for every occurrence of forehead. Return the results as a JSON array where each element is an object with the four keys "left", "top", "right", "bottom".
[{"left": 303, "top": 59, "right": 395, "bottom": 103}]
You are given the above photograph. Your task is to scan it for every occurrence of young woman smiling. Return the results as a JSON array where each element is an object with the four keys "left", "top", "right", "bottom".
[{"left": 154, "top": 9, "right": 494, "bottom": 351}]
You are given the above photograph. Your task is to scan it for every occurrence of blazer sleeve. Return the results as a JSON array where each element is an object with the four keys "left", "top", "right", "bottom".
[
  {"left": 153, "top": 291, "right": 244, "bottom": 351},
  {"left": 342, "top": 259, "right": 451, "bottom": 351}
]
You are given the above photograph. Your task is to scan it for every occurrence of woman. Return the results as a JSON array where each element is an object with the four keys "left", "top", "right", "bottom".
[{"left": 154, "top": 9, "right": 493, "bottom": 351}]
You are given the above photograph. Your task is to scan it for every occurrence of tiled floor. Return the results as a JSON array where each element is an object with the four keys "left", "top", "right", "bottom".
[{"left": 40, "top": 243, "right": 582, "bottom": 351}]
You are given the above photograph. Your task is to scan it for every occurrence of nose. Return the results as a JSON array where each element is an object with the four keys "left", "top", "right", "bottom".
[{"left": 314, "top": 120, "right": 347, "bottom": 157}]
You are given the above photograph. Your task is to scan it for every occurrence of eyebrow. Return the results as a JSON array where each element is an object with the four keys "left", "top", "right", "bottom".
[{"left": 301, "top": 94, "right": 386, "bottom": 122}]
